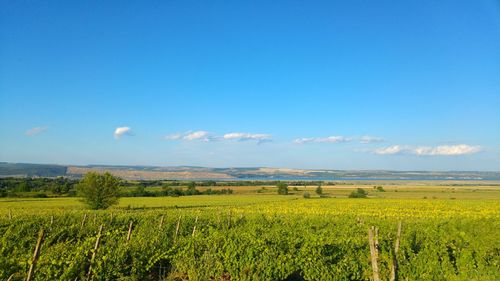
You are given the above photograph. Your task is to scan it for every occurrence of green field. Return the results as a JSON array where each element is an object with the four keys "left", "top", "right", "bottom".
[{"left": 1, "top": 182, "right": 499, "bottom": 280}]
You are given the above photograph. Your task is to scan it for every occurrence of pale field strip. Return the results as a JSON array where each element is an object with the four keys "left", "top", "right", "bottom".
[{"left": 67, "top": 166, "right": 234, "bottom": 180}]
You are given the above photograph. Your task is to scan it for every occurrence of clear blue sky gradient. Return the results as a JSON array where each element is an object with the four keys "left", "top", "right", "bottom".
[{"left": 1, "top": 0, "right": 499, "bottom": 170}]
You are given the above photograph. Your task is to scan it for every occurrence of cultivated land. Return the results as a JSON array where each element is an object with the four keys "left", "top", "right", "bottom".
[{"left": 1, "top": 181, "right": 499, "bottom": 280}]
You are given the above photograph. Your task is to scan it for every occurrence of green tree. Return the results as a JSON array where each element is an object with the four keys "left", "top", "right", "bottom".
[
  {"left": 17, "top": 181, "right": 31, "bottom": 192},
  {"left": 277, "top": 182, "right": 288, "bottom": 195},
  {"left": 315, "top": 184, "right": 323, "bottom": 195},
  {"left": 134, "top": 184, "right": 146, "bottom": 196},
  {"left": 77, "top": 172, "right": 121, "bottom": 209}
]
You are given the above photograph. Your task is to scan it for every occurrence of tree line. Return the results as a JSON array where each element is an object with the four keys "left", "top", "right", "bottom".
[{"left": 0, "top": 176, "right": 232, "bottom": 199}]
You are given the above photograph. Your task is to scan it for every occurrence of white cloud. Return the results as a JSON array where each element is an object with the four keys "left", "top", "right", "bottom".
[
  {"left": 223, "top": 132, "right": 272, "bottom": 144},
  {"left": 25, "top": 126, "right": 48, "bottom": 137},
  {"left": 413, "top": 144, "right": 481, "bottom": 156},
  {"left": 374, "top": 144, "right": 481, "bottom": 156},
  {"left": 164, "top": 133, "right": 183, "bottom": 140},
  {"left": 374, "top": 145, "right": 405, "bottom": 155},
  {"left": 164, "top": 131, "right": 216, "bottom": 142},
  {"left": 294, "top": 135, "right": 384, "bottom": 144},
  {"left": 114, "top": 127, "right": 133, "bottom": 139},
  {"left": 165, "top": 131, "right": 271, "bottom": 144},
  {"left": 359, "top": 135, "right": 384, "bottom": 143},
  {"left": 184, "top": 131, "right": 212, "bottom": 141},
  {"left": 294, "top": 136, "right": 352, "bottom": 144}
]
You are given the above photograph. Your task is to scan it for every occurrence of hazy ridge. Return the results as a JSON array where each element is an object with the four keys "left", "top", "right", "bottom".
[{"left": 1, "top": 162, "right": 499, "bottom": 180}]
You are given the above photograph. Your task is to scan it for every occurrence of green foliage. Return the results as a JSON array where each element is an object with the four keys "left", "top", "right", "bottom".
[
  {"left": 0, "top": 177, "right": 77, "bottom": 197},
  {"left": 0, "top": 208, "right": 498, "bottom": 280},
  {"left": 349, "top": 188, "right": 368, "bottom": 198},
  {"left": 315, "top": 185, "right": 323, "bottom": 195},
  {"left": 303, "top": 191, "right": 311, "bottom": 198},
  {"left": 277, "top": 182, "right": 288, "bottom": 195},
  {"left": 77, "top": 172, "right": 121, "bottom": 210},
  {"left": 134, "top": 184, "right": 146, "bottom": 196},
  {"left": 374, "top": 186, "right": 385, "bottom": 192}
]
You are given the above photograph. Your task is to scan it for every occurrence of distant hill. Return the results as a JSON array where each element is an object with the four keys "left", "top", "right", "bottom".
[
  {"left": 0, "top": 162, "right": 67, "bottom": 177},
  {"left": 1, "top": 162, "right": 499, "bottom": 180}
]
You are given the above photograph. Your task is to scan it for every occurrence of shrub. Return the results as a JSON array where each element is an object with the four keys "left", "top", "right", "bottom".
[
  {"left": 303, "top": 191, "right": 311, "bottom": 198},
  {"left": 315, "top": 185, "right": 323, "bottom": 195},
  {"left": 277, "top": 182, "right": 288, "bottom": 195},
  {"left": 349, "top": 188, "right": 368, "bottom": 198}
]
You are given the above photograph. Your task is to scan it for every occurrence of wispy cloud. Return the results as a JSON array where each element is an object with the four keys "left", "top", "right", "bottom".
[
  {"left": 294, "top": 135, "right": 383, "bottom": 144},
  {"left": 164, "top": 131, "right": 272, "bottom": 144},
  {"left": 223, "top": 132, "right": 272, "bottom": 144},
  {"left": 25, "top": 126, "right": 48, "bottom": 137},
  {"left": 294, "top": 136, "right": 351, "bottom": 144},
  {"left": 374, "top": 145, "right": 405, "bottom": 155},
  {"left": 359, "top": 135, "right": 384, "bottom": 143},
  {"left": 184, "top": 131, "right": 214, "bottom": 141},
  {"left": 114, "top": 127, "right": 133, "bottom": 139},
  {"left": 374, "top": 144, "right": 481, "bottom": 156},
  {"left": 164, "top": 130, "right": 216, "bottom": 142}
]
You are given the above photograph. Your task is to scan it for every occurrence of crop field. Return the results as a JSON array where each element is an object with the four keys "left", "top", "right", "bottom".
[{"left": 1, "top": 183, "right": 499, "bottom": 281}]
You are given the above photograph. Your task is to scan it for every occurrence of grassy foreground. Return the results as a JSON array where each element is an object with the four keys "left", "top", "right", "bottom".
[{"left": 1, "top": 184, "right": 499, "bottom": 280}]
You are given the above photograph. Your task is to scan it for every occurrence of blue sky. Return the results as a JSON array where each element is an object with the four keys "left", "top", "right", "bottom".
[{"left": 1, "top": 0, "right": 499, "bottom": 170}]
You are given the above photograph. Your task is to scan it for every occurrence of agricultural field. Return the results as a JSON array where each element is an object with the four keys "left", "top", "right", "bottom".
[{"left": 1, "top": 182, "right": 499, "bottom": 280}]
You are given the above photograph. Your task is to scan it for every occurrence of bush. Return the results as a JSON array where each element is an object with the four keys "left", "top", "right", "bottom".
[
  {"left": 374, "top": 186, "right": 385, "bottom": 192},
  {"left": 315, "top": 185, "right": 323, "bottom": 195},
  {"left": 277, "top": 182, "right": 288, "bottom": 195},
  {"left": 303, "top": 191, "right": 311, "bottom": 198},
  {"left": 77, "top": 172, "right": 121, "bottom": 210},
  {"left": 349, "top": 188, "right": 368, "bottom": 198}
]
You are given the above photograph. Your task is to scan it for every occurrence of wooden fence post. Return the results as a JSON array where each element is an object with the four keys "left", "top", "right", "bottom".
[
  {"left": 390, "top": 221, "right": 402, "bottom": 281},
  {"left": 81, "top": 214, "right": 87, "bottom": 228},
  {"left": 395, "top": 221, "right": 402, "bottom": 252},
  {"left": 192, "top": 216, "right": 198, "bottom": 237},
  {"left": 368, "top": 227, "right": 380, "bottom": 281},
  {"left": 174, "top": 215, "right": 181, "bottom": 242},
  {"left": 86, "top": 224, "right": 103, "bottom": 281},
  {"left": 126, "top": 221, "right": 133, "bottom": 244},
  {"left": 159, "top": 215, "right": 164, "bottom": 229},
  {"left": 26, "top": 228, "right": 45, "bottom": 281}
]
